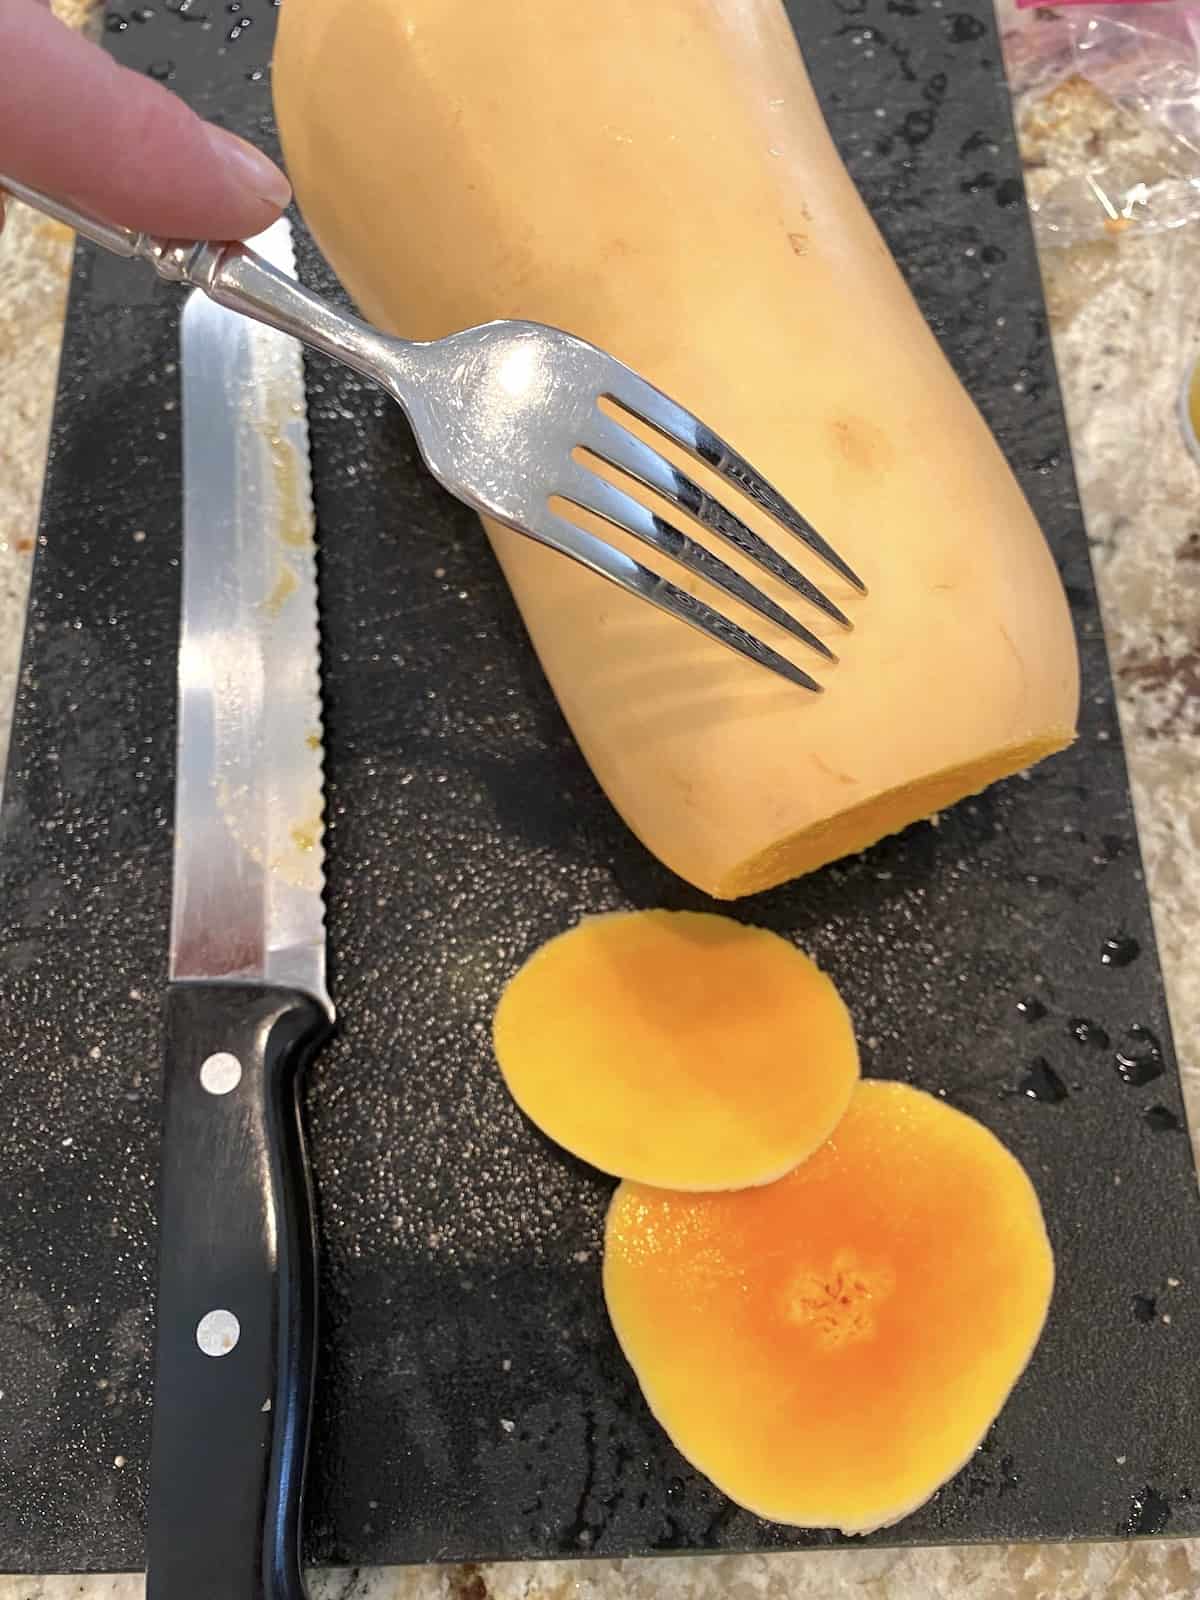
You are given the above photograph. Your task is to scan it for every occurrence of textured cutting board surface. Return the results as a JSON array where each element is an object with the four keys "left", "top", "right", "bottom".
[{"left": 2, "top": 0, "right": 1200, "bottom": 1571}]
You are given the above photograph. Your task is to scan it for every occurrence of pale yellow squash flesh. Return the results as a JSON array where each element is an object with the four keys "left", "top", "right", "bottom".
[{"left": 273, "top": 0, "right": 1079, "bottom": 898}]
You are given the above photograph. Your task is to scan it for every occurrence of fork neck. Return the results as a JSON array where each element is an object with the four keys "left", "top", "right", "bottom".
[{"left": 202, "top": 245, "right": 417, "bottom": 395}]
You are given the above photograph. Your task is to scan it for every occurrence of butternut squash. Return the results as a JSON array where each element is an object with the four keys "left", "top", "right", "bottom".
[
  {"left": 604, "top": 1081, "right": 1055, "bottom": 1533},
  {"left": 274, "top": 0, "right": 1079, "bottom": 898},
  {"left": 492, "top": 910, "right": 859, "bottom": 1189}
]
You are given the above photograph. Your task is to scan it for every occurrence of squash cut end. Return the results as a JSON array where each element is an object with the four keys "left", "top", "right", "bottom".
[{"left": 716, "top": 732, "right": 1076, "bottom": 899}]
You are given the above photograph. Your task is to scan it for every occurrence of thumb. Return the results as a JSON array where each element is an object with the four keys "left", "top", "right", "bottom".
[{"left": 0, "top": 1, "right": 290, "bottom": 239}]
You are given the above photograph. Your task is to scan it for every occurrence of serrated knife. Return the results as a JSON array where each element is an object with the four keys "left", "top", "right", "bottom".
[{"left": 147, "top": 217, "right": 333, "bottom": 1600}]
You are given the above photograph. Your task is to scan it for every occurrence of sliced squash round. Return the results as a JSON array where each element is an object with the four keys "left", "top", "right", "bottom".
[
  {"left": 603, "top": 1080, "right": 1054, "bottom": 1533},
  {"left": 492, "top": 909, "right": 858, "bottom": 1190}
]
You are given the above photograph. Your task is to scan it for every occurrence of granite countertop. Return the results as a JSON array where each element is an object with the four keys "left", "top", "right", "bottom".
[{"left": 3, "top": 2, "right": 1200, "bottom": 1596}]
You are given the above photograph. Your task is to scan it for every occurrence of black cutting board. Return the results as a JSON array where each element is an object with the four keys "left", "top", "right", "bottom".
[{"left": 3, "top": 0, "right": 1199, "bottom": 1571}]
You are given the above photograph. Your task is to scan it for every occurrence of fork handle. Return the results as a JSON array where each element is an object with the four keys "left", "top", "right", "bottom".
[{"left": 0, "top": 173, "right": 400, "bottom": 387}]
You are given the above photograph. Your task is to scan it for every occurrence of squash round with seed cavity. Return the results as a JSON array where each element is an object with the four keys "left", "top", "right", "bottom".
[{"left": 603, "top": 1080, "right": 1054, "bottom": 1533}]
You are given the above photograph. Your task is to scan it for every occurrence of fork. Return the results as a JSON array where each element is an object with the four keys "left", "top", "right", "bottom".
[{"left": 3, "top": 176, "right": 866, "bottom": 691}]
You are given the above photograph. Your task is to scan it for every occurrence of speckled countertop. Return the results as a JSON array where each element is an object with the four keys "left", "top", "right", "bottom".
[{"left": 3, "top": 1, "right": 1200, "bottom": 1596}]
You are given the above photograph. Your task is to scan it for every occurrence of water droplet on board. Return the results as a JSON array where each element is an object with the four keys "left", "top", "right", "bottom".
[
  {"left": 1016, "top": 996, "right": 1047, "bottom": 1023},
  {"left": 1101, "top": 935, "right": 1141, "bottom": 968},
  {"left": 1132, "top": 1294, "right": 1157, "bottom": 1324},
  {"left": 246, "top": 66, "right": 266, "bottom": 81},
  {"left": 1019, "top": 1058, "right": 1068, "bottom": 1104},
  {"left": 1115, "top": 1027, "right": 1164, "bottom": 1087},
  {"left": 1145, "top": 1105, "right": 1183, "bottom": 1133},
  {"left": 1123, "top": 1486, "right": 1171, "bottom": 1537},
  {"left": 1070, "top": 1018, "right": 1110, "bottom": 1050},
  {"left": 947, "top": 13, "right": 987, "bottom": 44},
  {"left": 105, "top": 10, "right": 128, "bottom": 29}
]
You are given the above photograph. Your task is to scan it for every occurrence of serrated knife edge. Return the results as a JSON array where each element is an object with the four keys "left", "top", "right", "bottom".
[{"left": 170, "top": 216, "right": 330, "bottom": 1015}]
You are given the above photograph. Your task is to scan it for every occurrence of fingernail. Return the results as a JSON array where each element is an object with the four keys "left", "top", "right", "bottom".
[{"left": 206, "top": 126, "right": 292, "bottom": 211}]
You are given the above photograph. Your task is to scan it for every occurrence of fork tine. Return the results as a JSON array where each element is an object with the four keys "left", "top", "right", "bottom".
[
  {"left": 603, "top": 370, "right": 867, "bottom": 595},
  {"left": 583, "top": 416, "right": 851, "bottom": 629},
  {"left": 565, "top": 467, "right": 836, "bottom": 662},
  {"left": 526, "top": 507, "right": 822, "bottom": 692}
]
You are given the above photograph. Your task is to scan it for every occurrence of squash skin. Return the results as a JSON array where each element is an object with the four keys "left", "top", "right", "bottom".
[
  {"left": 274, "top": 0, "right": 1079, "bottom": 897},
  {"left": 603, "top": 1081, "right": 1055, "bottom": 1534},
  {"left": 492, "top": 910, "right": 860, "bottom": 1190}
]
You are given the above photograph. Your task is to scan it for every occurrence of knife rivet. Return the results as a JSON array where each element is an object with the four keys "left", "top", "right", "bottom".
[
  {"left": 196, "top": 1309, "right": 240, "bottom": 1357},
  {"left": 200, "top": 1052, "right": 242, "bottom": 1095}
]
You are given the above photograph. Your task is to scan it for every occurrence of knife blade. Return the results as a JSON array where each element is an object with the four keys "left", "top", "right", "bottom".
[{"left": 147, "top": 217, "right": 333, "bottom": 1600}]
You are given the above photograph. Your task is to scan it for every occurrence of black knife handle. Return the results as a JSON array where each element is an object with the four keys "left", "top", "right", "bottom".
[{"left": 147, "top": 983, "right": 332, "bottom": 1600}]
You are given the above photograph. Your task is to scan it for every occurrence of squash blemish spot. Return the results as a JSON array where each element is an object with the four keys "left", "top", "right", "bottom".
[{"left": 829, "top": 415, "right": 892, "bottom": 477}]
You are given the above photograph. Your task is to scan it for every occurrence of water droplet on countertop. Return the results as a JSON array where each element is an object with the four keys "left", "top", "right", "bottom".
[
  {"left": 1132, "top": 1294, "right": 1157, "bottom": 1324},
  {"left": 1101, "top": 935, "right": 1141, "bottom": 968},
  {"left": 1145, "top": 1104, "right": 1184, "bottom": 1133},
  {"left": 246, "top": 65, "right": 266, "bottom": 81},
  {"left": 1115, "top": 1026, "right": 1164, "bottom": 1087},
  {"left": 1016, "top": 996, "right": 1047, "bottom": 1023},
  {"left": 1123, "top": 1486, "right": 1171, "bottom": 1537},
  {"left": 105, "top": 10, "right": 128, "bottom": 29},
  {"left": 1019, "top": 1058, "right": 1068, "bottom": 1104},
  {"left": 1069, "top": 1017, "right": 1110, "bottom": 1050}
]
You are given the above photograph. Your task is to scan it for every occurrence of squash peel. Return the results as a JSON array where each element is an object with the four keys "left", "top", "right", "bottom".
[{"left": 273, "top": 0, "right": 1079, "bottom": 898}]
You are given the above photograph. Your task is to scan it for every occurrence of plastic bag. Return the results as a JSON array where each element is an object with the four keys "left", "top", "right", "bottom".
[{"left": 998, "top": 2, "right": 1200, "bottom": 247}]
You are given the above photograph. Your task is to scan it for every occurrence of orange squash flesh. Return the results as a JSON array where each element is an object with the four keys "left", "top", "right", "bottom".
[
  {"left": 493, "top": 910, "right": 858, "bottom": 1190},
  {"left": 604, "top": 1081, "right": 1054, "bottom": 1533}
]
